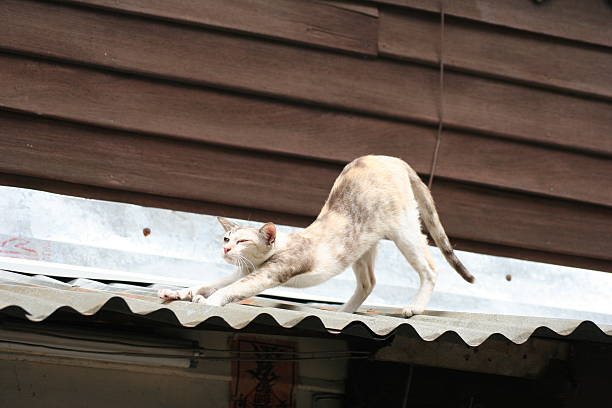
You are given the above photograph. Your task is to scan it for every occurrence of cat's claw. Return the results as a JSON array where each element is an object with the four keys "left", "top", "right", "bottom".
[
  {"left": 158, "top": 287, "right": 194, "bottom": 301},
  {"left": 158, "top": 288, "right": 180, "bottom": 300}
]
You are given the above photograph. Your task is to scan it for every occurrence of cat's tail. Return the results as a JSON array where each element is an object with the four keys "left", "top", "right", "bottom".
[{"left": 408, "top": 169, "right": 475, "bottom": 283}]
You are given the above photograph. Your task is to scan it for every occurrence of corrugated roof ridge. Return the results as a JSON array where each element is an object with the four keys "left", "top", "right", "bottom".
[{"left": 0, "top": 279, "right": 610, "bottom": 347}]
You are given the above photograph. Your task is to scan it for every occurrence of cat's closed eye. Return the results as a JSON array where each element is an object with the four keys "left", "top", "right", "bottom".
[{"left": 237, "top": 240, "right": 250, "bottom": 244}]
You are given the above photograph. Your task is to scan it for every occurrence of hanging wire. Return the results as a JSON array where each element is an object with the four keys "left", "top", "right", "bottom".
[
  {"left": 0, "top": 338, "right": 371, "bottom": 362},
  {"left": 1, "top": 326, "right": 371, "bottom": 356},
  {"left": 427, "top": 1, "right": 445, "bottom": 190},
  {"left": 400, "top": 364, "right": 415, "bottom": 408}
]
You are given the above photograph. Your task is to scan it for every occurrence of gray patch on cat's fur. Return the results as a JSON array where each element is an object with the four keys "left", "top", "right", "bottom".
[
  {"left": 324, "top": 171, "right": 386, "bottom": 263},
  {"left": 327, "top": 178, "right": 370, "bottom": 225},
  {"left": 263, "top": 234, "right": 314, "bottom": 283},
  {"left": 225, "top": 294, "right": 247, "bottom": 303}
]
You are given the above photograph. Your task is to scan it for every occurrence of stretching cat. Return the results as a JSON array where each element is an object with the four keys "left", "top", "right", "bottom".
[{"left": 159, "top": 155, "right": 474, "bottom": 316}]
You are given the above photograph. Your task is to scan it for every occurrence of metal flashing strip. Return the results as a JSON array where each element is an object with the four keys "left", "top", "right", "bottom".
[
  {"left": 0, "top": 271, "right": 610, "bottom": 347},
  {"left": 0, "top": 257, "right": 204, "bottom": 287},
  {"left": 2, "top": 186, "right": 612, "bottom": 325}
]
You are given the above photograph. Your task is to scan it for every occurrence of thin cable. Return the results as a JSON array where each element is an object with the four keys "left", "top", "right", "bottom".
[
  {"left": 2, "top": 328, "right": 370, "bottom": 356},
  {"left": 427, "top": 1, "right": 445, "bottom": 190},
  {"left": 197, "top": 355, "right": 370, "bottom": 362},
  {"left": 202, "top": 348, "right": 369, "bottom": 357},
  {"left": 0, "top": 339, "right": 370, "bottom": 361},
  {"left": 401, "top": 364, "right": 415, "bottom": 408},
  {"left": 2, "top": 329, "right": 196, "bottom": 350},
  {"left": 0, "top": 339, "right": 194, "bottom": 359}
]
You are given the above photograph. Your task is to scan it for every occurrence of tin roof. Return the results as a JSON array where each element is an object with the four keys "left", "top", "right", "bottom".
[
  {"left": 3, "top": 186, "right": 612, "bottom": 326},
  {"left": 1, "top": 270, "right": 610, "bottom": 347}
]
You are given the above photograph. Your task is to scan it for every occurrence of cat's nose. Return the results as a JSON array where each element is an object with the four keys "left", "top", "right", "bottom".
[{"left": 224, "top": 247, "right": 231, "bottom": 254}]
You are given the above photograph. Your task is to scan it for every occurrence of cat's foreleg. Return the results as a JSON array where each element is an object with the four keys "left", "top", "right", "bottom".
[
  {"left": 193, "top": 263, "right": 284, "bottom": 306},
  {"left": 338, "top": 246, "right": 377, "bottom": 313},
  {"left": 158, "top": 269, "right": 246, "bottom": 301}
]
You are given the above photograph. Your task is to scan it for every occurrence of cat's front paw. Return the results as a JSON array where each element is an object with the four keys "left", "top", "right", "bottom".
[
  {"left": 193, "top": 293, "right": 225, "bottom": 307},
  {"left": 192, "top": 295, "right": 207, "bottom": 304},
  {"left": 158, "top": 288, "right": 180, "bottom": 300}
]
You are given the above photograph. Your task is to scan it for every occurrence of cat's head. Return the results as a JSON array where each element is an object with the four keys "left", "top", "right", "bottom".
[{"left": 217, "top": 217, "right": 277, "bottom": 269}]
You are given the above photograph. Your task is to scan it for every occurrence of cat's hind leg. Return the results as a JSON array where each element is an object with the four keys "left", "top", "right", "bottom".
[
  {"left": 338, "top": 245, "right": 377, "bottom": 314},
  {"left": 392, "top": 227, "right": 437, "bottom": 317}
]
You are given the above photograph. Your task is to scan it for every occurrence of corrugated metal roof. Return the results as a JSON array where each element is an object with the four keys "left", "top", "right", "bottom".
[
  {"left": 4, "top": 186, "right": 612, "bottom": 325},
  {"left": 1, "top": 270, "right": 610, "bottom": 347}
]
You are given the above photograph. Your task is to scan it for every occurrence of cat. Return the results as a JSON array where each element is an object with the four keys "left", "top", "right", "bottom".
[{"left": 158, "top": 155, "right": 474, "bottom": 317}]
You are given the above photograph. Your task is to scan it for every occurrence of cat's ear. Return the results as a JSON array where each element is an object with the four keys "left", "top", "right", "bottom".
[
  {"left": 217, "top": 217, "right": 238, "bottom": 232},
  {"left": 259, "top": 222, "right": 276, "bottom": 245}
]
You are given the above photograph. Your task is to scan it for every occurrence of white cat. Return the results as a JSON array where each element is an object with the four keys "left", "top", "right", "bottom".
[{"left": 159, "top": 155, "right": 474, "bottom": 317}]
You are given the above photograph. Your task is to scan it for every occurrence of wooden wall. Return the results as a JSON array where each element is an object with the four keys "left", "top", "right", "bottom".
[{"left": 0, "top": 0, "right": 610, "bottom": 271}]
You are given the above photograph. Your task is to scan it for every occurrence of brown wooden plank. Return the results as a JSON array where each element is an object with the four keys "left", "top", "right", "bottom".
[
  {"left": 50, "top": 0, "right": 378, "bottom": 55},
  {"left": 431, "top": 180, "right": 612, "bottom": 261},
  {"left": 379, "top": 7, "right": 612, "bottom": 100},
  {"left": 450, "top": 239, "right": 612, "bottom": 275},
  {"left": 0, "top": 111, "right": 610, "bottom": 263},
  {"left": 442, "top": 70, "right": 611, "bottom": 155},
  {"left": 375, "top": 0, "right": 612, "bottom": 48},
  {"left": 1, "top": 1, "right": 610, "bottom": 156},
  {"left": 435, "top": 132, "right": 612, "bottom": 208},
  {"left": 0, "top": 173, "right": 314, "bottom": 228},
  {"left": 321, "top": 0, "right": 379, "bottom": 17},
  {"left": 0, "top": 51, "right": 610, "bottom": 207}
]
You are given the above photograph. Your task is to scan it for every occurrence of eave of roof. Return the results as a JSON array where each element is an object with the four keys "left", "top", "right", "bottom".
[{"left": 1, "top": 270, "right": 610, "bottom": 347}]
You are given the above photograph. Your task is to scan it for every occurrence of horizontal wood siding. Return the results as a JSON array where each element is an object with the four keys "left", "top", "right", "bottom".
[
  {"left": 1, "top": 0, "right": 611, "bottom": 272},
  {"left": 2, "top": 53, "right": 610, "bottom": 207},
  {"left": 52, "top": 0, "right": 379, "bottom": 55},
  {"left": 379, "top": 8, "right": 612, "bottom": 99},
  {"left": 2, "top": 111, "right": 611, "bottom": 264},
  {"left": 2, "top": 1, "right": 610, "bottom": 155},
  {"left": 0, "top": 54, "right": 437, "bottom": 172},
  {"left": 375, "top": 0, "right": 612, "bottom": 47}
]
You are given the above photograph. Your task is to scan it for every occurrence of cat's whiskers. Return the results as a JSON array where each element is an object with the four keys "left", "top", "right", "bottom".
[
  {"left": 241, "top": 255, "right": 256, "bottom": 273},
  {"left": 237, "top": 255, "right": 249, "bottom": 273},
  {"left": 236, "top": 256, "right": 245, "bottom": 272}
]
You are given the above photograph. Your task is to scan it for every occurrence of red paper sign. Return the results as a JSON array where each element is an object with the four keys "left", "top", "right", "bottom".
[{"left": 231, "top": 337, "right": 296, "bottom": 408}]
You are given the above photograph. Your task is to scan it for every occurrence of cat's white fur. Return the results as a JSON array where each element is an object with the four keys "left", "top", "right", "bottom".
[{"left": 159, "top": 155, "right": 474, "bottom": 317}]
